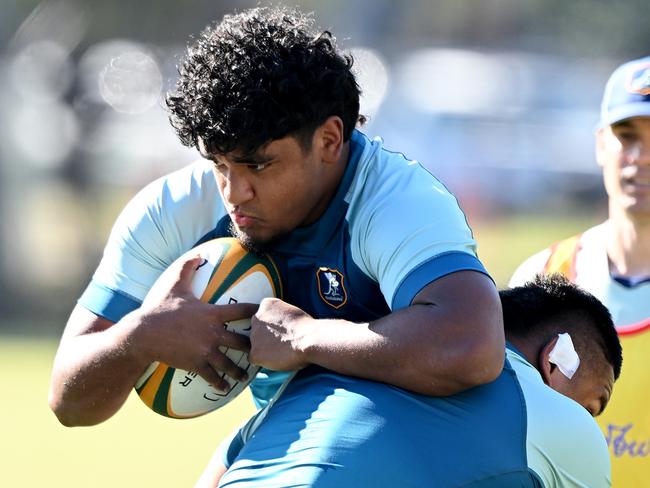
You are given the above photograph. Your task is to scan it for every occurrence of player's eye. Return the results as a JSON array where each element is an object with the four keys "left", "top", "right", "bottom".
[
  {"left": 584, "top": 401, "right": 602, "bottom": 417},
  {"left": 615, "top": 130, "right": 638, "bottom": 145},
  {"left": 248, "top": 162, "right": 270, "bottom": 172},
  {"left": 213, "top": 161, "right": 227, "bottom": 173}
]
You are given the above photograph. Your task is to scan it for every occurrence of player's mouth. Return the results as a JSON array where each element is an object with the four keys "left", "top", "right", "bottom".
[
  {"left": 231, "top": 211, "right": 259, "bottom": 228},
  {"left": 621, "top": 168, "right": 650, "bottom": 193},
  {"left": 622, "top": 181, "right": 650, "bottom": 195}
]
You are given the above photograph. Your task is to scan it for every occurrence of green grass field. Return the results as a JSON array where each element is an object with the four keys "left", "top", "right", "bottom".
[
  {"left": 471, "top": 213, "right": 603, "bottom": 287},
  {"left": 0, "top": 213, "right": 602, "bottom": 487},
  {"left": 1, "top": 338, "right": 255, "bottom": 487}
]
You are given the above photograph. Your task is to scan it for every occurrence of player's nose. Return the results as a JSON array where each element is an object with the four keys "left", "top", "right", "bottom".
[
  {"left": 637, "top": 144, "right": 650, "bottom": 166},
  {"left": 222, "top": 168, "right": 254, "bottom": 205}
]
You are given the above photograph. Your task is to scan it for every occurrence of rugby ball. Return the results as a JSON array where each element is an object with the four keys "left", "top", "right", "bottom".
[{"left": 134, "top": 237, "right": 282, "bottom": 418}]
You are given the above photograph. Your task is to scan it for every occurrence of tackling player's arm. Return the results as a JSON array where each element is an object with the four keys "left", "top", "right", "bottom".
[
  {"left": 48, "top": 256, "right": 255, "bottom": 427},
  {"left": 194, "top": 447, "right": 228, "bottom": 488},
  {"left": 249, "top": 269, "right": 504, "bottom": 396}
]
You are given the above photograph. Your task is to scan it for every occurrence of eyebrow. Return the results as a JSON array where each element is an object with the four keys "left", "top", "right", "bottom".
[
  {"left": 230, "top": 153, "right": 275, "bottom": 165},
  {"left": 596, "top": 397, "right": 607, "bottom": 417},
  {"left": 612, "top": 120, "right": 634, "bottom": 129},
  {"left": 596, "top": 385, "right": 613, "bottom": 417}
]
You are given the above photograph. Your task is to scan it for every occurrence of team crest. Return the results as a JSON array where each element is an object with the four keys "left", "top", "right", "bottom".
[
  {"left": 317, "top": 267, "right": 347, "bottom": 309},
  {"left": 626, "top": 63, "right": 650, "bottom": 96}
]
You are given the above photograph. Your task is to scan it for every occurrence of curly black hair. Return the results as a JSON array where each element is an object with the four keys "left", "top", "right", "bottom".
[
  {"left": 501, "top": 274, "right": 622, "bottom": 380},
  {"left": 166, "top": 6, "right": 362, "bottom": 157}
]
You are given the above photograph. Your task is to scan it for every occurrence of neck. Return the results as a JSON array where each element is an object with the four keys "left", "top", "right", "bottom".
[
  {"left": 507, "top": 337, "right": 540, "bottom": 371},
  {"left": 606, "top": 207, "right": 650, "bottom": 277}
]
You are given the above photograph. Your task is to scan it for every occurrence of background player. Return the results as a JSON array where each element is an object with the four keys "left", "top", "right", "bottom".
[
  {"left": 198, "top": 275, "right": 621, "bottom": 488},
  {"left": 510, "top": 56, "right": 650, "bottom": 486},
  {"left": 48, "top": 5, "right": 503, "bottom": 449}
]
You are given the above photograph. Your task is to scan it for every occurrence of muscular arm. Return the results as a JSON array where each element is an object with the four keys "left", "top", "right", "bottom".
[
  {"left": 49, "top": 257, "right": 255, "bottom": 427},
  {"left": 250, "top": 270, "right": 504, "bottom": 396},
  {"left": 48, "top": 306, "right": 151, "bottom": 426},
  {"left": 194, "top": 448, "right": 228, "bottom": 488}
]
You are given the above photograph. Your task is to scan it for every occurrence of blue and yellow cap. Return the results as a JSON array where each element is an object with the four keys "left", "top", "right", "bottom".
[{"left": 601, "top": 56, "right": 650, "bottom": 126}]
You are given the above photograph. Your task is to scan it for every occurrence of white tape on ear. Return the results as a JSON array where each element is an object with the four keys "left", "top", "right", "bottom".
[{"left": 549, "top": 333, "right": 580, "bottom": 379}]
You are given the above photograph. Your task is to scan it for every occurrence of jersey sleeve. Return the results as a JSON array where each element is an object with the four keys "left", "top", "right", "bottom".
[
  {"left": 78, "top": 161, "right": 226, "bottom": 323},
  {"left": 348, "top": 147, "right": 488, "bottom": 310}
]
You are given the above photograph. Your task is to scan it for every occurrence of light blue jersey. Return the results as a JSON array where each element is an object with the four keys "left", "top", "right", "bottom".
[
  {"left": 507, "top": 347, "right": 611, "bottom": 487},
  {"left": 218, "top": 361, "right": 542, "bottom": 487},
  {"left": 79, "top": 130, "right": 487, "bottom": 406},
  {"left": 217, "top": 348, "right": 610, "bottom": 487}
]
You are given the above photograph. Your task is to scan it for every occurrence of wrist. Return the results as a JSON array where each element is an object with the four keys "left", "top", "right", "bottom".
[
  {"left": 118, "top": 308, "right": 157, "bottom": 367},
  {"left": 293, "top": 316, "right": 320, "bottom": 366}
]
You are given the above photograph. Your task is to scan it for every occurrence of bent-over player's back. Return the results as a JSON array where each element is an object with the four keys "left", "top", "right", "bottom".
[{"left": 507, "top": 347, "right": 611, "bottom": 487}]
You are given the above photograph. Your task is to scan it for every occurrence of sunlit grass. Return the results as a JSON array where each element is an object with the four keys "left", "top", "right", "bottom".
[
  {"left": 472, "top": 213, "right": 601, "bottom": 287},
  {"left": 1, "top": 338, "right": 255, "bottom": 488}
]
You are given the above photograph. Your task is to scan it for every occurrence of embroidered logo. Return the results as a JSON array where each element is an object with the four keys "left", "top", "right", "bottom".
[
  {"left": 317, "top": 267, "right": 347, "bottom": 309},
  {"left": 626, "top": 63, "right": 650, "bottom": 96}
]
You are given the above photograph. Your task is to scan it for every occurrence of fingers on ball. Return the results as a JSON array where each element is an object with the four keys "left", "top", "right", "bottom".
[{"left": 208, "top": 351, "right": 248, "bottom": 383}]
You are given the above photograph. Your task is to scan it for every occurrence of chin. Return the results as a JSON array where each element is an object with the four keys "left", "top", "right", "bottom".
[
  {"left": 618, "top": 200, "right": 650, "bottom": 221},
  {"left": 228, "top": 222, "right": 275, "bottom": 254},
  {"left": 626, "top": 206, "right": 650, "bottom": 220}
]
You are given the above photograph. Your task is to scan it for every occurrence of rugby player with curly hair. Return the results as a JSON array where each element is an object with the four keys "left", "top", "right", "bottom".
[{"left": 47, "top": 7, "right": 547, "bottom": 486}]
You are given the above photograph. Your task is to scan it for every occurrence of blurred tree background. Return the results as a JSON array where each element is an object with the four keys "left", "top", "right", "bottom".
[{"left": 0, "top": 0, "right": 648, "bottom": 328}]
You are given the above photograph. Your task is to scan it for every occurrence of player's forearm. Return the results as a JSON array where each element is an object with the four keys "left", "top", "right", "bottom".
[
  {"left": 301, "top": 303, "right": 504, "bottom": 396},
  {"left": 249, "top": 272, "right": 505, "bottom": 395},
  {"left": 48, "top": 312, "right": 150, "bottom": 426}
]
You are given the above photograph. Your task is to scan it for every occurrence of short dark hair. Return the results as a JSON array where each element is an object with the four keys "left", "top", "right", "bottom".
[
  {"left": 166, "top": 6, "right": 362, "bottom": 158},
  {"left": 500, "top": 274, "right": 622, "bottom": 379}
]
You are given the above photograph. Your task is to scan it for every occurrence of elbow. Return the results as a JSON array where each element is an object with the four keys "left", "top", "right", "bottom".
[
  {"left": 52, "top": 411, "right": 79, "bottom": 428},
  {"left": 435, "top": 346, "right": 503, "bottom": 395},
  {"left": 48, "top": 383, "right": 93, "bottom": 428},
  {"left": 459, "top": 323, "right": 506, "bottom": 388},
  {"left": 461, "top": 342, "right": 505, "bottom": 387},
  {"left": 49, "top": 400, "right": 96, "bottom": 428},
  {"left": 49, "top": 398, "right": 74, "bottom": 428},
  {"left": 434, "top": 326, "right": 505, "bottom": 394},
  {"left": 460, "top": 305, "right": 506, "bottom": 388},
  {"left": 48, "top": 372, "right": 74, "bottom": 426},
  {"left": 48, "top": 387, "right": 78, "bottom": 427}
]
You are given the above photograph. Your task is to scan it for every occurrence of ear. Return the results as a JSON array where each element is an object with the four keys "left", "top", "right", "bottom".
[
  {"left": 538, "top": 336, "right": 560, "bottom": 387},
  {"left": 314, "top": 116, "right": 345, "bottom": 164}
]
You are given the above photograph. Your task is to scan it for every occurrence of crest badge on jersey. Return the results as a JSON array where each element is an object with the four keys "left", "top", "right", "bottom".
[
  {"left": 316, "top": 267, "right": 347, "bottom": 309},
  {"left": 626, "top": 63, "right": 650, "bottom": 96}
]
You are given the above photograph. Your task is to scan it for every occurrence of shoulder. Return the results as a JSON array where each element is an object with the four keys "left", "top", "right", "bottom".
[
  {"left": 126, "top": 160, "right": 220, "bottom": 217},
  {"left": 348, "top": 132, "right": 458, "bottom": 209},
  {"left": 115, "top": 160, "right": 223, "bottom": 241},
  {"left": 581, "top": 222, "right": 607, "bottom": 243},
  {"left": 509, "top": 224, "right": 606, "bottom": 288},
  {"left": 343, "top": 133, "right": 482, "bottom": 308},
  {"left": 345, "top": 132, "right": 471, "bottom": 240},
  {"left": 508, "top": 248, "right": 552, "bottom": 287},
  {"left": 90, "top": 160, "right": 226, "bottom": 303},
  {"left": 509, "top": 349, "right": 610, "bottom": 486}
]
